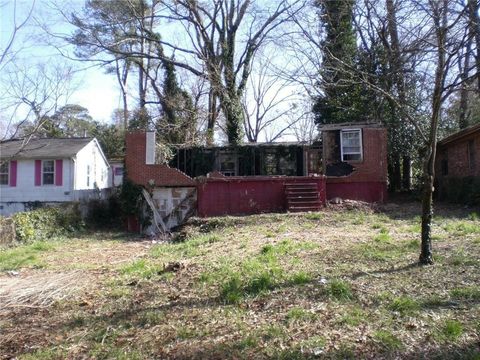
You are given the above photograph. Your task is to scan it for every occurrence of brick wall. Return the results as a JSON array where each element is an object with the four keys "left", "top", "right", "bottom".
[
  {"left": 125, "top": 132, "right": 195, "bottom": 187},
  {"left": 436, "top": 132, "right": 480, "bottom": 179},
  {"left": 325, "top": 127, "right": 388, "bottom": 202},
  {"left": 326, "top": 127, "right": 388, "bottom": 184}
]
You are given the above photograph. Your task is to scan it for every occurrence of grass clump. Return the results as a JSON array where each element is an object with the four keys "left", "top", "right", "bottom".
[
  {"left": 285, "top": 307, "right": 316, "bottom": 323},
  {"left": 436, "top": 320, "right": 464, "bottom": 341},
  {"left": 387, "top": 296, "right": 420, "bottom": 315},
  {"left": 450, "top": 286, "right": 480, "bottom": 301},
  {"left": 119, "top": 259, "right": 161, "bottom": 279},
  {"left": 288, "top": 271, "right": 312, "bottom": 285},
  {"left": 443, "top": 222, "right": 480, "bottom": 235},
  {"left": 338, "top": 307, "right": 367, "bottom": 326},
  {"left": 0, "top": 241, "right": 55, "bottom": 270},
  {"left": 305, "top": 212, "right": 322, "bottom": 221},
  {"left": 326, "top": 279, "right": 354, "bottom": 301},
  {"left": 373, "top": 330, "right": 403, "bottom": 351}
]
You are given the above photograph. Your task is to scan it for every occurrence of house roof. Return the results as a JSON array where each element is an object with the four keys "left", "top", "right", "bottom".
[
  {"left": 0, "top": 137, "right": 94, "bottom": 159},
  {"left": 438, "top": 123, "right": 480, "bottom": 147},
  {"left": 318, "top": 122, "right": 383, "bottom": 130}
]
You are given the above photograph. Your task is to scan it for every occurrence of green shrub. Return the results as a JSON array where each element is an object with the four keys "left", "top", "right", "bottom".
[
  {"left": 86, "top": 192, "right": 123, "bottom": 228},
  {"left": 438, "top": 176, "right": 480, "bottom": 205},
  {"left": 12, "top": 205, "right": 83, "bottom": 243}
]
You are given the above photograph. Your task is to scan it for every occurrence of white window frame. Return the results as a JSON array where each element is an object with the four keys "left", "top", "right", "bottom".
[
  {"left": 340, "top": 129, "right": 363, "bottom": 162},
  {"left": 42, "top": 160, "right": 55, "bottom": 185},
  {"left": 0, "top": 161, "right": 9, "bottom": 185}
]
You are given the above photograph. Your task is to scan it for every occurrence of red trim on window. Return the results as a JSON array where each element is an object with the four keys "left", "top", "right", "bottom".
[
  {"left": 34, "top": 160, "right": 42, "bottom": 186},
  {"left": 10, "top": 160, "right": 17, "bottom": 187},
  {"left": 55, "top": 159, "right": 63, "bottom": 186}
]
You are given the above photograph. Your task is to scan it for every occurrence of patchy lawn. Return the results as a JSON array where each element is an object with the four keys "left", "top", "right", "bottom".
[{"left": 0, "top": 202, "right": 479, "bottom": 359}]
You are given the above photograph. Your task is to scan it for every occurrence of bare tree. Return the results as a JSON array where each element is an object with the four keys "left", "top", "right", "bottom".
[
  {"left": 1, "top": 63, "right": 76, "bottom": 144},
  {"left": 0, "top": 0, "right": 35, "bottom": 71},
  {"left": 286, "top": 0, "right": 476, "bottom": 264},
  {"left": 142, "top": 0, "right": 304, "bottom": 144},
  {"left": 242, "top": 56, "right": 301, "bottom": 142}
]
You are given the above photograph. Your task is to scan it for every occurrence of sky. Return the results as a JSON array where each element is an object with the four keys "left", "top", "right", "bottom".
[
  {"left": 0, "top": 0, "right": 314, "bottom": 142},
  {"left": 0, "top": 0, "right": 121, "bottom": 127}
]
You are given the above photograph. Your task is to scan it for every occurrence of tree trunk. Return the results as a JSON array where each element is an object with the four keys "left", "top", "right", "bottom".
[
  {"left": 222, "top": 91, "right": 244, "bottom": 145},
  {"left": 207, "top": 87, "right": 217, "bottom": 146},
  {"left": 459, "top": 37, "right": 472, "bottom": 129},
  {"left": 419, "top": 0, "right": 447, "bottom": 266},
  {"left": 402, "top": 155, "right": 411, "bottom": 191},
  {"left": 468, "top": 0, "right": 480, "bottom": 92}
]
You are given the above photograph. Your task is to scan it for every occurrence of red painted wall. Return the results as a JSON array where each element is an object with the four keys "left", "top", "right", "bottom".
[
  {"left": 326, "top": 181, "right": 387, "bottom": 203},
  {"left": 197, "top": 176, "right": 326, "bottom": 217}
]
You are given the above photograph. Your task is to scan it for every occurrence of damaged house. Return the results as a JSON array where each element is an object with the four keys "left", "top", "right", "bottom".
[{"left": 125, "top": 123, "right": 387, "bottom": 230}]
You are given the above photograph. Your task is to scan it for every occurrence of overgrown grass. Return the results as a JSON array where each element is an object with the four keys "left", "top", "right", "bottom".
[
  {"left": 0, "top": 241, "right": 56, "bottom": 270},
  {"left": 387, "top": 296, "right": 420, "bottom": 315},
  {"left": 3, "top": 204, "right": 480, "bottom": 360}
]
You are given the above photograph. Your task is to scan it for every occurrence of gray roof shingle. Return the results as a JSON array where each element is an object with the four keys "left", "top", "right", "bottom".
[{"left": 0, "top": 138, "right": 93, "bottom": 159}]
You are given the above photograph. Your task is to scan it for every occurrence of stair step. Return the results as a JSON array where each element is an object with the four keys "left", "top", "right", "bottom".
[{"left": 285, "top": 183, "right": 318, "bottom": 187}]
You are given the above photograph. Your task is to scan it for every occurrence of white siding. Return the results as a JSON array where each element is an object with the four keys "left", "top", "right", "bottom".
[
  {"left": 74, "top": 140, "right": 110, "bottom": 190},
  {"left": 0, "top": 159, "right": 74, "bottom": 203}
]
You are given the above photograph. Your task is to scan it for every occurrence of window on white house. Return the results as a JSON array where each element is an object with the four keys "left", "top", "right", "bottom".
[
  {"left": 42, "top": 160, "right": 55, "bottom": 185},
  {"left": 0, "top": 162, "right": 8, "bottom": 185},
  {"left": 87, "top": 165, "right": 91, "bottom": 187},
  {"left": 341, "top": 129, "right": 363, "bottom": 161}
]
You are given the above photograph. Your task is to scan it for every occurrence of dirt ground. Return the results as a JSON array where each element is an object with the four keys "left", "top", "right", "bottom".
[{"left": 0, "top": 202, "right": 479, "bottom": 359}]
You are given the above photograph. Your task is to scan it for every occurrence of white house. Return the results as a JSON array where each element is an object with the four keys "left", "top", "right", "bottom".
[{"left": 0, "top": 137, "right": 110, "bottom": 216}]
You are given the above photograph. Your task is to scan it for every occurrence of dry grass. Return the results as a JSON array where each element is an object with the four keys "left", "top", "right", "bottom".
[{"left": 0, "top": 202, "right": 479, "bottom": 359}]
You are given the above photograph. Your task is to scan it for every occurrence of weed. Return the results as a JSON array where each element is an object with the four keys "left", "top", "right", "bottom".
[
  {"left": 468, "top": 212, "right": 479, "bottom": 221},
  {"left": 289, "top": 271, "right": 312, "bottom": 285},
  {"left": 373, "top": 330, "right": 403, "bottom": 350},
  {"left": 338, "top": 306, "right": 366, "bottom": 326},
  {"left": 236, "top": 334, "right": 259, "bottom": 349},
  {"left": 261, "top": 324, "right": 286, "bottom": 341},
  {"left": 137, "top": 311, "right": 165, "bottom": 327},
  {"left": 285, "top": 307, "right": 315, "bottom": 323},
  {"left": 245, "top": 271, "right": 276, "bottom": 295},
  {"left": 421, "top": 295, "right": 451, "bottom": 309},
  {"left": 221, "top": 275, "right": 243, "bottom": 304},
  {"left": 20, "top": 347, "right": 66, "bottom": 360},
  {"left": 326, "top": 279, "right": 354, "bottom": 301},
  {"left": 177, "top": 326, "right": 204, "bottom": 340},
  {"left": 387, "top": 296, "right": 420, "bottom": 315},
  {"left": 450, "top": 286, "right": 480, "bottom": 301},
  {"left": 119, "top": 259, "right": 161, "bottom": 279},
  {"left": 301, "top": 335, "right": 327, "bottom": 349},
  {"left": 436, "top": 320, "right": 464, "bottom": 341},
  {"left": 446, "top": 250, "right": 478, "bottom": 266},
  {"left": 443, "top": 222, "right": 480, "bottom": 235},
  {"left": 305, "top": 212, "right": 323, "bottom": 221},
  {"left": 374, "top": 232, "right": 392, "bottom": 243},
  {"left": 405, "top": 239, "right": 420, "bottom": 250}
]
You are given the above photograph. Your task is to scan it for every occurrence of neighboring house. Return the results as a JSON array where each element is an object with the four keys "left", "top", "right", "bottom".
[
  {"left": 435, "top": 123, "right": 480, "bottom": 203},
  {"left": 0, "top": 137, "right": 110, "bottom": 216}
]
